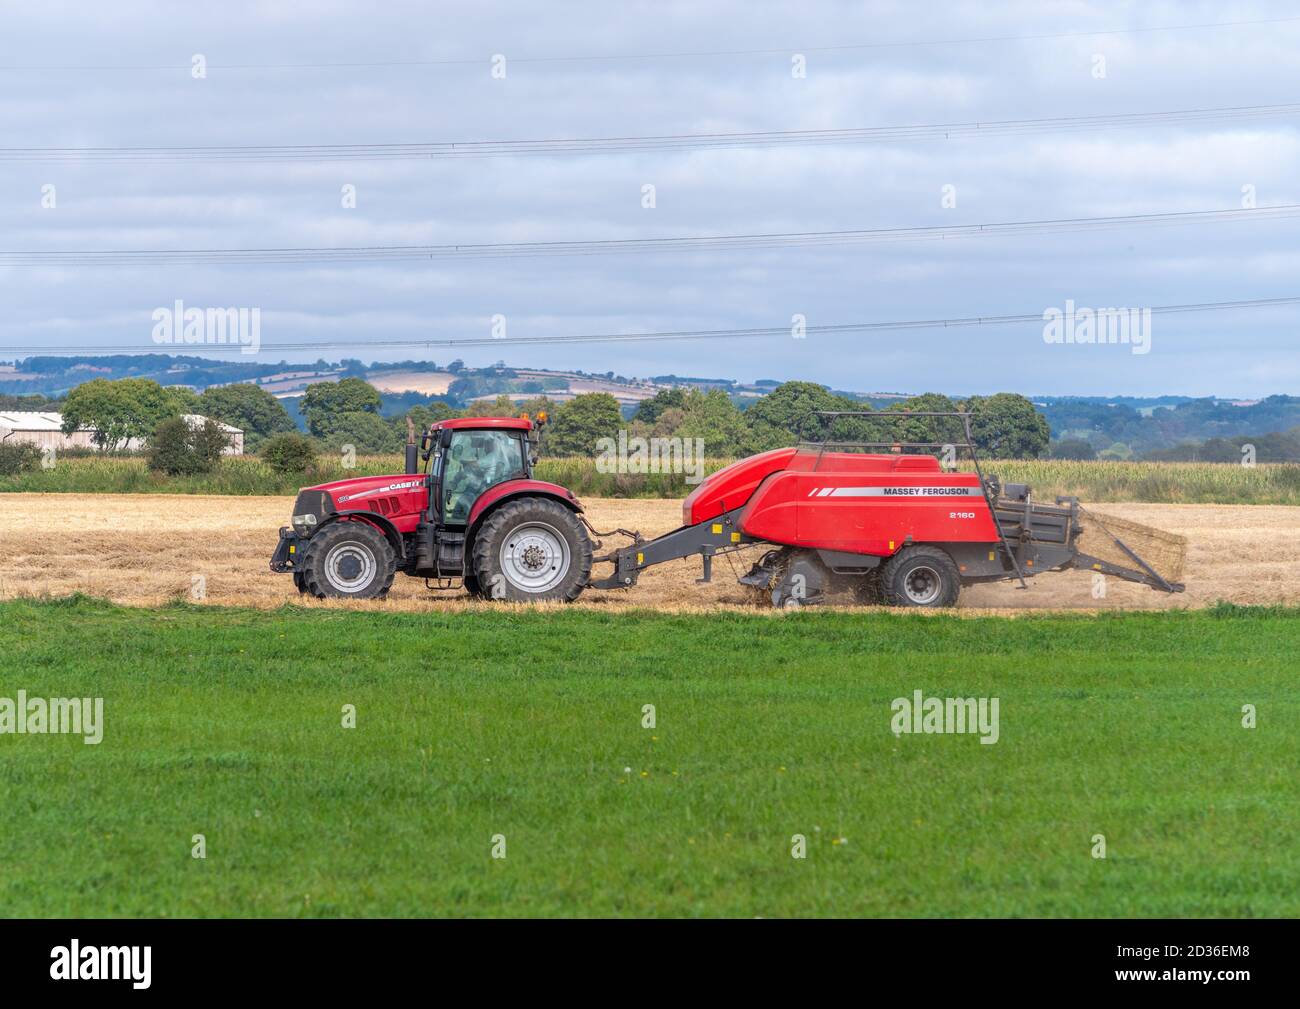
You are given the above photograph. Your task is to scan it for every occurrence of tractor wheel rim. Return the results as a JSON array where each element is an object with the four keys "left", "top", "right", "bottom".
[
  {"left": 324, "top": 541, "right": 377, "bottom": 593},
  {"left": 904, "top": 564, "right": 942, "bottom": 604},
  {"left": 500, "top": 521, "right": 570, "bottom": 593}
]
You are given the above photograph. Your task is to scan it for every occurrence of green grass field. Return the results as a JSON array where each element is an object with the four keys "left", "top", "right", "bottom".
[{"left": 1, "top": 597, "right": 1296, "bottom": 917}]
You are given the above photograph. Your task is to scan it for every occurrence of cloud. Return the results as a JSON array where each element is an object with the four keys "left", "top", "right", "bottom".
[{"left": 1, "top": 0, "right": 1298, "bottom": 396}]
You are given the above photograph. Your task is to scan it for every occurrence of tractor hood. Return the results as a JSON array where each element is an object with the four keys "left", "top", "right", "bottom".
[
  {"left": 680, "top": 448, "right": 798, "bottom": 526},
  {"left": 289, "top": 473, "right": 428, "bottom": 535},
  {"left": 303, "top": 473, "right": 427, "bottom": 508}
]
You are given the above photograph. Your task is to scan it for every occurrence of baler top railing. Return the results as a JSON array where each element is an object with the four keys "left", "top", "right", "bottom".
[
  {"left": 809, "top": 440, "right": 967, "bottom": 450},
  {"left": 796, "top": 410, "right": 982, "bottom": 460}
]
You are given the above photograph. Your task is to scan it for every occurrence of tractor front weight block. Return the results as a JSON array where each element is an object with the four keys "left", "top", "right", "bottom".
[{"left": 269, "top": 527, "right": 301, "bottom": 573}]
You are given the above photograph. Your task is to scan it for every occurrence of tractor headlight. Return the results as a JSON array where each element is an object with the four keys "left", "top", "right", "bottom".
[{"left": 289, "top": 490, "right": 334, "bottom": 536}]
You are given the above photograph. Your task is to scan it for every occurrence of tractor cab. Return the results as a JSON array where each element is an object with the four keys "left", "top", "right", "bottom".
[{"left": 416, "top": 417, "right": 537, "bottom": 526}]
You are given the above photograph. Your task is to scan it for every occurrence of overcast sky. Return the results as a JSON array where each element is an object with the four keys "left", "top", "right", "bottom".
[{"left": 2, "top": 1, "right": 1299, "bottom": 397}]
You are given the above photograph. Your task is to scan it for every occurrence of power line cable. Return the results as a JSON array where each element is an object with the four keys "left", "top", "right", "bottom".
[
  {"left": 6, "top": 100, "right": 1300, "bottom": 163},
  {"left": 5, "top": 295, "right": 1297, "bottom": 355},
  {"left": 1, "top": 204, "right": 1293, "bottom": 266},
  {"left": 1, "top": 15, "right": 1297, "bottom": 70}
]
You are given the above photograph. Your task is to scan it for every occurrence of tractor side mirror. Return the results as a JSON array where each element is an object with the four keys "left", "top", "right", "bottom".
[
  {"left": 523, "top": 411, "right": 546, "bottom": 469},
  {"left": 418, "top": 428, "right": 444, "bottom": 475}
]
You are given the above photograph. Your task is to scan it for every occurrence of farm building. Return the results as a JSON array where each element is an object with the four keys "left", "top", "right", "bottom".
[
  {"left": 0, "top": 412, "right": 97, "bottom": 451},
  {"left": 183, "top": 415, "right": 244, "bottom": 454},
  {"left": 0, "top": 411, "right": 244, "bottom": 455},
  {"left": 125, "top": 416, "right": 245, "bottom": 455}
]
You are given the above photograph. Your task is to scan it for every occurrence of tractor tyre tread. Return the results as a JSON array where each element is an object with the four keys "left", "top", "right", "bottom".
[{"left": 471, "top": 497, "right": 592, "bottom": 603}]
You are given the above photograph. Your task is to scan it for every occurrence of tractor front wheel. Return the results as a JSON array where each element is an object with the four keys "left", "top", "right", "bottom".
[
  {"left": 472, "top": 497, "right": 592, "bottom": 602},
  {"left": 879, "top": 546, "right": 961, "bottom": 608},
  {"left": 300, "top": 521, "right": 397, "bottom": 600}
]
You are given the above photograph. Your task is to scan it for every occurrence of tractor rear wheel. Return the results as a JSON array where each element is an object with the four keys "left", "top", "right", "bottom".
[
  {"left": 300, "top": 521, "right": 397, "bottom": 600},
  {"left": 879, "top": 546, "right": 961, "bottom": 608},
  {"left": 472, "top": 497, "right": 592, "bottom": 602}
]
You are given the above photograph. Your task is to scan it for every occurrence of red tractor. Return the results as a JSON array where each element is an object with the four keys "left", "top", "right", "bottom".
[
  {"left": 270, "top": 411, "right": 1183, "bottom": 606},
  {"left": 272, "top": 415, "right": 595, "bottom": 601}
]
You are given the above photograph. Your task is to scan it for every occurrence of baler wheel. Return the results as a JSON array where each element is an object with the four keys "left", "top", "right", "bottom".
[{"left": 879, "top": 546, "right": 961, "bottom": 608}]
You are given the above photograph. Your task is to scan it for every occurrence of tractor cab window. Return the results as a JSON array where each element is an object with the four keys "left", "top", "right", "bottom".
[{"left": 441, "top": 429, "right": 526, "bottom": 524}]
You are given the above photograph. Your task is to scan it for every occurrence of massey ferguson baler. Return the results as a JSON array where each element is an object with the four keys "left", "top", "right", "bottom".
[{"left": 270, "top": 410, "right": 1184, "bottom": 607}]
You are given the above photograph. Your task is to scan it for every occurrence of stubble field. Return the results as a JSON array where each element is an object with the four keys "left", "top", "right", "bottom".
[{"left": 1, "top": 493, "right": 1298, "bottom": 611}]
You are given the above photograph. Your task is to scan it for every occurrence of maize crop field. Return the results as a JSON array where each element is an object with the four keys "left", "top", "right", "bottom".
[{"left": 3, "top": 454, "right": 1300, "bottom": 504}]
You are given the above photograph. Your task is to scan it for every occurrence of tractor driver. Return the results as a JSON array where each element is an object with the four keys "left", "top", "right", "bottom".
[{"left": 469, "top": 431, "right": 515, "bottom": 487}]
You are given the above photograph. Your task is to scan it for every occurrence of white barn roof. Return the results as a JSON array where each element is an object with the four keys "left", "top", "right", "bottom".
[
  {"left": 0, "top": 411, "right": 66, "bottom": 431},
  {"left": 181, "top": 414, "right": 243, "bottom": 434},
  {"left": 0, "top": 412, "right": 242, "bottom": 434}
]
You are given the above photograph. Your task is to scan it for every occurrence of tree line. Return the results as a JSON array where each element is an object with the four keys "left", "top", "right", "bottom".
[
  {"left": 41, "top": 375, "right": 1053, "bottom": 466},
  {"left": 294, "top": 378, "right": 1050, "bottom": 459}
]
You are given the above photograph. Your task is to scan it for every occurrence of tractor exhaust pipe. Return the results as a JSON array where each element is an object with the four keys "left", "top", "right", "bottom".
[{"left": 405, "top": 417, "right": 419, "bottom": 475}]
